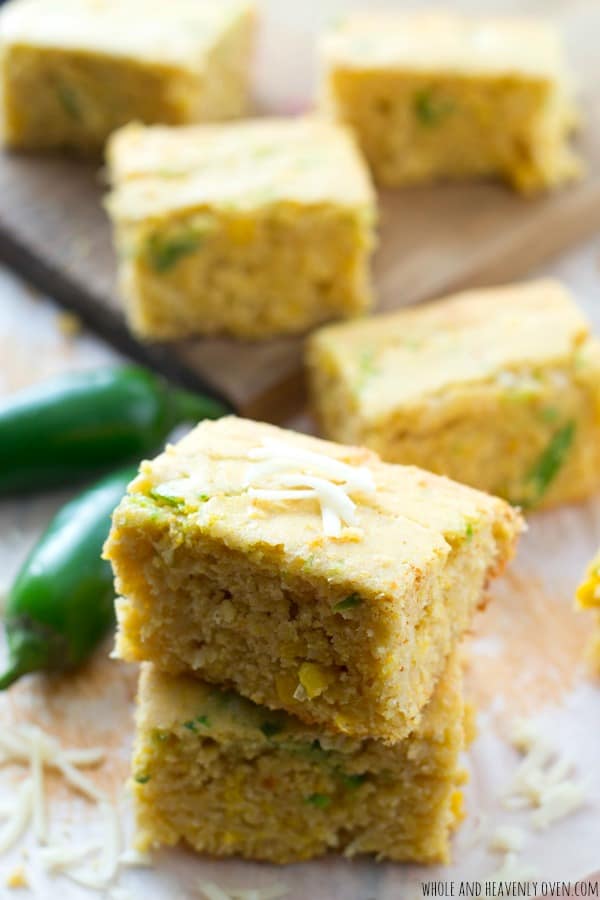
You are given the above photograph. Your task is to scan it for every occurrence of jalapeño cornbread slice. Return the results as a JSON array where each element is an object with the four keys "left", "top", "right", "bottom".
[
  {"left": 104, "top": 117, "right": 376, "bottom": 340},
  {"left": 0, "top": 0, "right": 255, "bottom": 153},
  {"left": 576, "top": 550, "right": 600, "bottom": 673},
  {"left": 105, "top": 416, "right": 522, "bottom": 743},
  {"left": 319, "top": 12, "right": 580, "bottom": 193},
  {"left": 307, "top": 280, "right": 600, "bottom": 511},
  {"left": 132, "top": 655, "right": 467, "bottom": 863}
]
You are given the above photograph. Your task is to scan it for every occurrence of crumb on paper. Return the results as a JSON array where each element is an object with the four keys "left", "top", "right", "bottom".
[
  {"left": 56, "top": 311, "right": 82, "bottom": 338},
  {"left": 5, "top": 865, "right": 28, "bottom": 889}
]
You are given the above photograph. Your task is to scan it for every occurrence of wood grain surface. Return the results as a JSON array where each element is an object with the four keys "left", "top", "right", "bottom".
[{"left": 0, "top": 1, "right": 599, "bottom": 419}]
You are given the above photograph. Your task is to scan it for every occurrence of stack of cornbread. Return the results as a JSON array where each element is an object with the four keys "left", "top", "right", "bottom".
[{"left": 105, "top": 416, "right": 523, "bottom": 863}]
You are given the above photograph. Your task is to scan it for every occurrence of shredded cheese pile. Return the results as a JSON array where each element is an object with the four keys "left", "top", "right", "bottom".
[
  {"left": 503, "top": 717, "right": 585, "bottom": 829},
  {"left": 245, "top": 439, "right": 375, "bottom": 537},
  {"left": 0, "top": 722, "right": 150, "bottom": 893},
  {"left": 483, "top": 716, "right": 587, "bottom": 879}
]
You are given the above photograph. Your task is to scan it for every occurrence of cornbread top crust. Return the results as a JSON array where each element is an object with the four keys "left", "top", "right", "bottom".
[
  {"left": 137, "top": 652, "right": 462, "bottom": 752},
  {"left": 105, "top": 118, "right": 376, "bottom": 221},
  {"left": 321, "top": 12, "right": 570, "bottom": 80},
  {"left": 0, "top": 0, "right": 252, "bottom": 66},
  {"left": 309, "top": 280, "right": 596, "bottom": 422},
  {"left": 126, "top": 416, "right": 521, "bottom": 601}
]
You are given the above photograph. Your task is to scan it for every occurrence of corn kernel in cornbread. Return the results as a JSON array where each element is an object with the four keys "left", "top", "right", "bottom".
[
  {"left": 132, "top": 655, "right": 467, "bottom": 863},
  {"left": 105, "top": 416, "right": 522, "bottom": 744},
  {"left": 308, "top": 280, "right": 600, "bottom": 511},
  {"left": 0, "top": 0, "right": 255, "bottom": 153},
  {"left": 576, "top": 550, "right": 600, "bottom": 673},
  {"left": 105, "top": 118, "right": 376, "bottom": 340},
  {"left": 319, "top": 12, "right": 580, "bottom": 193}
]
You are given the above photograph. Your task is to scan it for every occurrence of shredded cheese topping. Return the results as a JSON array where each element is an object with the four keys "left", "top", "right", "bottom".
[{"left": 245, "top": 439, "right": 375, "bottom": 537}]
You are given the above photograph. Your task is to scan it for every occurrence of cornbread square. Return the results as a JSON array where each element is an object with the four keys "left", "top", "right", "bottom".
[
  {"left": 0, "top": 0, "right": 254, "bottom": 153},
  {"left": 319, "top": 12, "right": 580, "bottom": 193},
  {"left": 307, "top": 280, "right": 600, "bottom": 511},
  {"left": 104, "top": 118, "right": 376, "bottom": 340},
  {"left": 576, "top": 550, "right": 600, "bottom": 673},
  {"left": 105, "top": 416, "right": 522, "bottom": 743},
  {"left": 132, "top": 655, "right": 467, "bottom": 863}
]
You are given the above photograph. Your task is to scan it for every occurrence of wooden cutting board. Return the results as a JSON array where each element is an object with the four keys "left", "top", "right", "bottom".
[{"left": 1, "top": 0, "right": 599, "bottom": 420}]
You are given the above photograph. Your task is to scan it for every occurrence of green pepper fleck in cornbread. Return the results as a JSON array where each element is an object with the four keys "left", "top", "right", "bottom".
[
  {"left": 0, "top": 0, "right": 255, "bottom": 153},
  {"left": 105, "top": 416, "right": 522, "bottom": 744},
  {"left": 576, "top": 550, "right": 600, "bottom": 673},
  {"left": 132, "top": 654, "right": 467, "bottom": 863},
  {"left": 319, "top": 12, "right": 581, "bottom": 193},
  {"left": 307, "top": 279, "right": 600, "bottom": 511},
  {"left": 104, "top": 117, "right": 376, "bottom": 340}
]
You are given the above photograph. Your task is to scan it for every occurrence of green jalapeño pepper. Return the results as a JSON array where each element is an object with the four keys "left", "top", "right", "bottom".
[
  {"left": 0, "top": 466, "right": 136, "bottom": 690},
  {"left": 0, "top": 364, "right": 229, "bottom": 494}
]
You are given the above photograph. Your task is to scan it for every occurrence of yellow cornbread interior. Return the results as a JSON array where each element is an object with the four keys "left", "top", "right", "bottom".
[
  {"left": 320, "top": 12, "right": 580, "bottom": 192},
  {"left": 307, "top": 280, "right": 600, "bottom": 511},
  {"left": 105, "top": 118, "right": 376, "bottom": 340},
  {"left": 0, "top": 0, "right": 254, "bottom": 152},
  {"left": 576, "top": 551, "right": 600, "bottom": 673},
  {"left": 105, "top": 417, "right": 522, "bottom": 744},
  {"left": 132, "top": 655, "right": 467, "bottom": 863}
]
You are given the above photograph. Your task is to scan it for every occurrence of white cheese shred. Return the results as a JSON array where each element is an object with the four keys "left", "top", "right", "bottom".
[
  {"left": 118, "top": 847, "right": 153, "bottom": 868},
  {"left": 40, "top": 841, "right": 99, "bottom": 872},
  {"left": 0, "top": 779, "right": 33, "bottom": 854},
  {"left": 530, "top": 780, "right": 585, "bottom": 830},
  {"left": 247, "top": 439, "right": 375, "bottom": 492},
  {"left": 30, "top": 732, "right": 47, "bottom": 844},
  {"left": 245, "top": 439, "right": 374, "bottom": 536},
  {"left": 488, "top": 824, "right": 527, "bottom": 854}
]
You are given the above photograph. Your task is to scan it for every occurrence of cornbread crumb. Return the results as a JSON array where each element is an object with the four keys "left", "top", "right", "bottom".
[
  {"left": 320, "top": 12, "right": 581, "bottom": 192},
  {"left": 56, "top": 311, "right": 82, "bottom": 338},
  {"left": 576, "top": 549, "right": 600, "bottom": 673},
  {"left": 5, "top": 866, "right": 28, "bottom": 889},
  {"left": 307, "top": 279, "right": 600, "bottom": 510},
  {"left": 106, "top": 415, "right": 522, "bottom": 743},
  {"left": 132, "top": 656, "right": 467, "bottom": 863}
]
